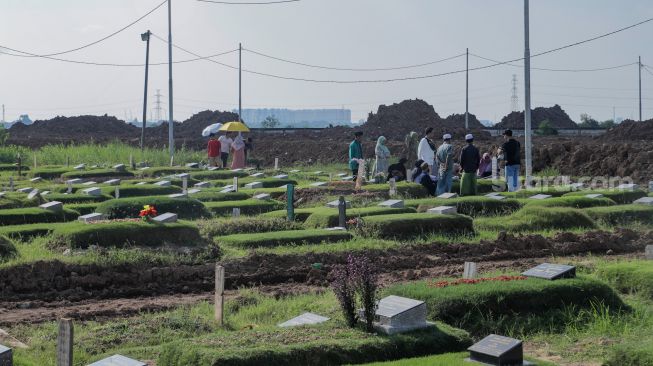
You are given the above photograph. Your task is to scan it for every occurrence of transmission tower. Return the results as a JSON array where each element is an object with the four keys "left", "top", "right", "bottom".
[
  {"left": 154, "top": 89, "right": 163, "bottom": 122},
  {"left": 510, "top": 74, "right": 519, "bottom": 112}
]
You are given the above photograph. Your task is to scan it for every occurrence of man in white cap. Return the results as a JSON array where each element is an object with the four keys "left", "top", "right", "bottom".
[
  {"left": 435, "top": 133, "right": 454, "bottom": 195},
  {"left": 459, "top": 133, "right": 480, "bottom": 196}
]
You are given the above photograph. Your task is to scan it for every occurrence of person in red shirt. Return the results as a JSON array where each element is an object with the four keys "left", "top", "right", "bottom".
[{"left": 207, "top": 133, "right": 221, "bottom": 167}]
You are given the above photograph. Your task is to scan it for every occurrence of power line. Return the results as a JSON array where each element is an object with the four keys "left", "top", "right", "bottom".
[
  {"left": 243, "top": 48, "right": 466, "bottom": 71},
  {"left": 9, "top": 0, "right": 166, "bottom": 57},
  {"left": 197, "top": 0, "right": 300, "bottom": 4},
  {"left": 470, "top": 53, "right": 637, "bottom": 72},
  {"left": 643, "top": 65, "right": 653, "bottom": 77}
]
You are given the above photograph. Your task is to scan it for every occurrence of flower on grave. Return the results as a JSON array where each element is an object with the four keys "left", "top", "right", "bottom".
[{"left": 139, "top": 205, "right": 157, "bottom": 221}]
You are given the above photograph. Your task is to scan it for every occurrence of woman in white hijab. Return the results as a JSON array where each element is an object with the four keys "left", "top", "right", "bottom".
[
  {"left": 230, "top": 132, "right": 246, "bottom": 169},
  {"left": 373, "top": 136, "right": 391, "bottom": 177}
]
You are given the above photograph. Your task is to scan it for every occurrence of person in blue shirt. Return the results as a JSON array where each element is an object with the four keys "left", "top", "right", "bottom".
[{"left": 349, "top": 131, "right": 364, "bottom": 179}]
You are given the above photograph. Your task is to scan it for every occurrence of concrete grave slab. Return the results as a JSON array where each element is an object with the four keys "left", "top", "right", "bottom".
[
  {"left": 27, "top": 189, "right": 40, "bottom": 200},
  {"left": 113, "top": 164, "right": 126, "bottom": 171},
  {"left": 309, "top": 182, "right": 327, "bottom": 187},
  {"left": 81, "top": 187, "right": 101, "bottom": 196},
  {"left": 522, "top": 263, "right": 576, "bottom": 280},
  {"left": 66, "top": 179, "right": 83, "bottom": 185},
  {"left": 17, "top": 187, "right": 33, "bottom": 193},
  {"left": 585, "top": 193, "right": 604, "bottom": 199},
  {"left": 176, "top": 173, "right": 190, "bottom": 179},
  {"left": 278, "top": 312, "right": 330, "bottom": 328},
  {"left": 185, "top": 163, "right": 199, "bottom": 168},
  {"left": 74, "top": 164, "right": 85, "bottom": 170},
  {"left": 427, "top": 206, "right": 457, "bottom": 215},
  {"left": 379, "top": 199, "right": 405, "bottom": 208},
  {"left": 570, "top": 182, "right": 585, "bottom": 190},
  {"left": 41, "top": 191, "right": 50, "bottom": 196},
  {"left": 168, "top": 193, "right": 187, "bottom": 198},
  {"left": 82, "top": 181, "right": 97, "bottom": 186},
  {"left": 326, "top": 199, "right": 351, "bottom": 209},
  {"left": 219, "top": 188, "right": 235, "bottom": 193},
  {"left": 154, "top": 180, "right": 171, "bottom": 187},
  {"left": 152, "top": 212, "right": 178, "bottom": 223},
  {"left": 337, "top": 173, "right": 347, "bottom": 177},
  {"left": 485, "top": 192, "right": 501, "bottom": 197},
  {"left": 0, "top": 192, "right": 5, "bottom": 198},
  {"left": 0, "top": 344, "right": 12, "bottom": 366},
  {"left": 468, "top": 334, "right": 527, "bottom": 366},
  {"left": 645, "top": 245, "right": 653, "bottom": 260},
  {"left": 78, "top": 213, "right": 106, "bottom": 223},
  {"left": 194, "top": 181, "right": 211, "bottom": 188},
  {"left": 249, "top": 172, "right": 265, "bottom": 178},
  {"left": 290, "top": 169, "right": 300, "bottom": 173},
  {"left": 649, "top": 181, "right": 653, "bottom": 192},
  {"left": 231, "top": 168, "right": 243, "bottom": 172},
  {"left": 340, "top": 176, "right": 354, "bottom": 181},
  {"left": 617, "top": 183, "right": 639, "bottom": 191},
  {"left": 313, "top": 171, "right": 323, "bottom": 175},
  {"left": 39, "top": 201, "right": 62, "bottom": 212},
  {"left": 367, "top": 295, "right": 431, "bottom": 335},
  {"left": 87, "top": 354, "right": 147, "bottom": 366},
  {"left": 244, "top": 182, "right": 263, "bottom": 189},
  {"left": 208, "top": 167, "right": 219, "bottom": 171},
  {"left": 104, "top": 179, "right": 121, "bottom": 186},
  {"left": 486, "top": 194, "right": 507, "bottom": 200},
  {"left": 29, "top": 177, "right": 42, "bottom": 183},
  {"left": 634, "top": 197, "right": 653, "bottom": 206},
  {"left": 135, "top": 182, "right": 148, "bottom": 185},
  {"left": 254, "top": 193, "right": 271, "bottom": 200},
  {"left": 529, "top": 194, "right": 552, "bottom": 200},
  {"left": 187, "top": 189, "right": 201, "bottom": 195},
  {"left": 324, "top": 227, "right": 346, "bottom": 231},
  {"left": 138, "top": 166, "right": 150, "bottom": 171},
  {"left": 273, "top": 174, "right": 289, "bottom": 179},
  {"left": 437, "top": 192, "right": 458, "bottom": 199}
]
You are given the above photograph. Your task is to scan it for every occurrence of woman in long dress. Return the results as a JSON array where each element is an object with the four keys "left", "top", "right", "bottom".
[
  {"left": 373, "top": 136, "right": 391, "bottom": 177},
  {"left": 230, "top": 133, "right": 246, "bottom": 169}
]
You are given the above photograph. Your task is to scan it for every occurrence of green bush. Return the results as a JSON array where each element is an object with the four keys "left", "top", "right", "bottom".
[
  {"left": 524, "top": 196, "right": 616, "bottom": 209},
  {"left": 49, "top": 220, "right": 205, "bottom": 249},
  {"left": 61, "top": 169, "right": 135, "bottom": 179},
  {"left": 562, "top": 190, "right": 647, "bottom": 204},
  {"left": 595, "top": 261, "right": 653, "bottom": 299},
  {"left": 190, "top": 170, "right": 249, "bottom": 180},
  {"left": 66, "top": 203, "right": 100, "bottom": 215},
  {"left": 0, "top": 163, "right": 28, "bottom": 171},
  {"left": 204, "top": 199, "right": 283, "bottom": 216},
  {"left": 385, "top": 275, "right": 625, "bottom": 336},
  {"left": 217, "top": 229, "right": 353, "bottom": 248},
  {"left": 189, "top": 191, "right": 251, "bottom": 202},
  {"left": 304, "top": 207, "right": 416, "bottom": 229},
  {"left": 0, "top": 235, "right": 17, "bottom": 262},
  {"left": 95, "top": 196, "right": 211, "bottom": 220},
  {"left": 198, "top": 217, "right": 303, "bottom": 237},
  {"left": 0, "top": 223, "right": 63, "bottom": 240},
  {"left": 604, "top": 342, "right": 653, "bottom": 366},
  {"left": 29, "top": 166, "right": 72, "bottom": 179},
  {"left": 357, "top": 352, "right": 555, "bottom": 366},
  {"left": 361, "top": 213, "right": 474, "bottom": 239},
  {"left": 364, "top": 182, "right": 429, "bottom": 198},
  {"left": 0, "top": 194, "right": 36, "bottom": 209},
  {"left": 137, "top": 167, "right": 196, "bottom": 177},
  {"left": 261, "top": 208, "right": 320, "bottom": 222},
  {"left": 499, "top": 188, "right": 571, "bottom": 198},
  {"left": 408, "top": 197, "right": 522, "bottom": 217},
  {"left": 475, "top": 207, "right": 596, "bottom": 232},
  {"left": 101, "top": 184, "right": 181, "bottom": 198},
  {"left": 585, "top": 204, "right": 653, "bottom": 226},
  {"left": 0, "top": 207, "right": 79, "bottom": 225},
  {"left": 45, "top": 193, "right": 112, "bottom": 203}
]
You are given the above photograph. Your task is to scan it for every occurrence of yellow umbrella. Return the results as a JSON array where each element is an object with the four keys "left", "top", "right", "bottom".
[{"left": 219, "top": 121, "right": 250, "bottom": 132}]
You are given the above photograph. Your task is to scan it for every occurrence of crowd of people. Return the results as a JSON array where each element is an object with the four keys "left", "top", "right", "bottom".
[
  {"left": 348, "top": 128, "right": 522, "bottom": 196},
  {"left": 206, "top": 132, "right": 253, "bottom": 170}
]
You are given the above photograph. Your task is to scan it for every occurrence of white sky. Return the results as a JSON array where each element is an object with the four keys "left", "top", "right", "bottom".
[{"left": 1, "top": 0, "right": 652, "bottom": 123}]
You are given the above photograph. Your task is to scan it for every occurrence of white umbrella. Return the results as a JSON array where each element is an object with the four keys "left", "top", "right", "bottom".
[{"left": 202, "top": 123, "right": 222, "bottom": 137}]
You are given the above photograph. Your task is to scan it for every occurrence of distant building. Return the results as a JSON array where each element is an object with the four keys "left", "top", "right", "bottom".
[
  {"left": 236, "top": 108, "right": 352, "bottom": 128},
  {"left": 5, "top": 114, "right": 32, "bottom": 128}
]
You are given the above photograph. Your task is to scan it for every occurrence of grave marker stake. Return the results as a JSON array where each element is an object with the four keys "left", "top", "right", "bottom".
[
  {"left": 129, "top": 153, "right": 134, "bottom": 169},
  {"left": 389, "top": 178, "right": 397, "bottom": 197},
  {"left": 286, "top": 184, "right": 295, "bottom": 221},
  {"left": 355, "top": 159, "right": 365, "bottom": 190},
  {"left": 56, "top": 318, "right": 73, "bottom": 366},
  {"left": 338, "top": 196, "right": 347, "bottom": 228},
  {"left": 66, "top": 181, "right": 72, "bottom": 194},
  {"left": 233, "top": 177, "right": 238, "bottom": 192},
  {"left": 232, "top": 208, "right": 240, "bottom": 217},
  {"left": 33, "top": 154, "right": 37, "bottom": 169},
  {"left": 9, "top": 177, "right": 13, "bottom": 192},
  {"left": 492, "top": 157, "right": 498, "bottom": 180},
  {"left": 115, "top": 186, "right": 120, "bottom": 199},
  {"left": 274, "top": 157, "right": 279, "bottom": 170},
  {"left": 215, "top": 264, "right": 225, "bottom": 325},
  {"left": 170, "top": 155, "right": 174, "bottom": 167},
  {"left": 463, "top": 262, "right": 477, "bottom": 279},
  {"left": 182, "top": 177, "right": 188, "bottom": 195}
]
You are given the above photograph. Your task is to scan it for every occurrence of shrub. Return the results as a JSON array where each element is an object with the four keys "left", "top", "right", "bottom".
[
  {"left": 204, "top": 199, "right": 283, "bottom": 216},
  {"left": 0, "top": 223, "right": 58, "bottom": 240},
  {"left": 61, "top": 169, "right": 135, "bottom": 179},
  {"left": 216, "top": 229, "right": 353, "bottom": 248},
  {"left": 475, "top": 207, "right": 596, "bottom": 232},
  {"left": 49, "top": 220, "right": 205, "bottom": 249},
  {"left": 524, "top": 196, "right": 615, "bottom": 209},
  {"left": 0, "top": 207, "right": 79, "bottom": 225},
  {"left": 101, "top": 185, "right": 181, "bottom": 198},
  {"left": 0, "top": 163, "right": 28, "bottom": 171},
  {"left": 0, "top": 194, "right": 36, "bottom": 209},
  {"left": 189, "top": 191, "right": 251, "bottom": 202},
  {"left": 95, "top": 196, "right": 211, "bottom": 219},
  {"left": 45, "top": 193, "right": 112, "bottom": 203},
  {"left": 198, "top": 217, "right": 303, "bottom": 237},
  {"left": 585, "top": 204, "right": 653, "bottom": 226},
  {"left": 352, "top": 255, "right": 378, "bottom": 333},
  {"left": 385, "top": 275, "right": 625, "bottom": 336},
  {"left": 190, "top": 170, "right": 249, "bottom": 180},
  {"left": 0, "top": 235, "right": 17, "bottom": 262},
  {"left": 361, "top": 213, "right": 474, "bottom": 239},
  {"left": 595, "top": 261, "right": 653, "bottom": 299},
  {"left": 304, "top": 207, "right": 416, "bottom": 229},
  {"left": 331, "top": 258, "right": 358, "bottom": 328},
  {"left": 562, "top": 190, "right": 647, "bottom": 204},
  {"left": 29, "top": 166, "right": 72, "bottom": 179},
  {"left": 65, "top": 203, "right": 100, "bottom": 215},
  {"left": 364, "top": 182, "right": 429, "bottom": 198},
  {"left": 409, "top": 197, "right": 522, "bottom": 217}
]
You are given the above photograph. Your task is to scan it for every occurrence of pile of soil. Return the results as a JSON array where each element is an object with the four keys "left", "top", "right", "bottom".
[
  {"left": 495, "top": 104, "right": 577, "bottom": 130},
  {"left": 599, "top": 119, "right": 653, "bottom": 141}
]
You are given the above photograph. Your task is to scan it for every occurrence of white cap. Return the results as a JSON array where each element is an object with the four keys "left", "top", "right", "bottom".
[
  {"left": 465, "top": 134, "right": 474, "bottom": 140},
  {"left": 443, "top": 133, "right": 452, "bottom": 140}
]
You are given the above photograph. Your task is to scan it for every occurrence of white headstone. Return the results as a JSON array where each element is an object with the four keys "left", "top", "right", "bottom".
[
  {"left": 187, "top": 188, "right": 201, "bottom": 195},
  {"left": 389, "top": 178, "right": 397, "bottom": 196},
  {"left": 617, "top": 183, "right": 639, "bottom": 191},
  {"left": 135, "top": 182, "right": 148, "bottom": 185},
  {"left": 529, "top": 194, "right": 552, "bottom": 200},
  {"left": 341, "top": 176, "right": 354, "bottom": 181},
  {"left": 105, "top": 179, "right": 121, "bottom": 186},
  {"left": 649, "top": 181, "right": 653, "bottom": 192},
  {"left": 309, "top": 182, "right": 327, "bottom": 187},
  {"left": 233, "top": 177, "right": 239, "bottom": 192},
  {"left": 219, "top": 188, "right": 235, "bottom": 193},
  {"left": 273, "top": 174, "right": 288, "bottom": 179},
  {"left": 244, "top": 182, "right": 263, "bottom": 189},
  {"left": 463, "top": 262, "right": 478, "bottom": 279},
  {"left": 249, "top": 172, "right": 265, "bottom": 178},
  {"left": 337, "top": 173, "right": 347, "bottom": 177},
  {"left": 254, "top": 193, "right": 271, "bottom": 200},
  {"left": 278, "top": 312, "right": 330, "bottom": 328},
  {"left": 81, "top": 187, "right": 101, "bottom": 196},
  {"left": 78, "top": 213, "right": 106, "bottom": 223},
  {"left": 486, "top": 194, "right": 507, "bottom": 201},
  {"left": 176, "top": 173, "right": 190, "bottom": 179},
  {"left": 379, "top": 199, "right": 404, "bottom": 208},
  {"left": 27, "top": 189, "right": 40, "bottom": 200},
  {"left": 185, "top": 163, "right": 199, "bottom": 168},
  {"left": 154, "top": 180, "right": 171, "bottom": 187},
  {"left": 74, "top": 164, "right": 85, "bottom": 170},
  {"left": 18, "top": 187, "right": 33, "bottom": 193},
  {"left": 113, "top": 164, "right": 126, "bottom": 171},
  {"left": 29, "top": 177, "right": 42, "bottom": 183},
  {"left": 368, "top": 295, "right": 430, "bottom": 335},
  {"left": 138, "top": 166, "right": 150, "bottom": 171},
  {"left": 82, "top": 181, "right": 97, "bottom": 186},
  {"left": 87, "top": 354, "right": 146, "bottom": 366},
  {"left": 39, "top": 201, "right": 63, "bottom": 212},
  {"left": 585, "top": 193, "right": 604, "bottom": 199},
  {"left": 115, "top": 186, "right": 120, "bottom": 199},
  {"left": 194, "top": 181, "right": 211, "bottom": 188},
  {"left": 66, "top": 178, "right": 83, "bottom": 185},
  {"left": 152, "top": 212, "right": 178, "bottom": 223},
  {"left": 326, "top": 199, "right": 351, "bottom": 209},
  {"left": 427, "top": 206, "right": 457, "bottom": 215},
  {"left": 437, "top": 192, "right": 458, "bottom": 199},
  {"left": 290, "top": 169, "right": 300, "bottom": 173},
  {"left": 232, "top": 208, "right": 241, "bottom": 217},
  {"left": 634, "top": 197, "right": 653, "bottom": 206}
]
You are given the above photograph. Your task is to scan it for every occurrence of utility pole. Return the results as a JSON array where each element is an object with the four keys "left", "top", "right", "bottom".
[
  {"left": 167, "top": 0, "right": 174, "bottom": 162},
  {"left": 465, "top": 47, "right": 469, "bottom": 130},
  {"left": 140, "top": 30, "right": 151, "bottom": 152},
  {"left": 239, "top": 42, "right": 242, "bottom": 122},
  {"left": 639, "top": 56, "right": 642, "bottom": 122},
  {"left": 523, "top": 0, "right": 533, "bottom": 188},
  {"left": 511, "top": 75, "right": 519, "bottom": 112}
]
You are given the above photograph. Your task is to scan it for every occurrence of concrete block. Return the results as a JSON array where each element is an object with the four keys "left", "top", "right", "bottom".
[
  {"left": 27, "top": 189, "right": 40, "bottom": 200},
  {"left": 78, "top": 213, "right": 106, "bottom": 223},
  {"left": 87, "top": 354, "right": 146, "bottom": 366},
  {"left": 290, "top": 169, "right": 300, "bottom": 173},
  {"left": 278, "top": 312, "right": 330, "bottom": 328},
  {"left": 617, "top": 183, "right": 639, "bottom": 191},
  {"left": 634, "top": 197, "right": 653, "bottom": 206},
  {"left": 82, "top": 181, "right": 97, "bottom": 186},
  {"left": 378, "top": 199, "right": 404, "bottom": 208},
  {"left": 585, "top": 193, "right": 604, "bottom": 199},
  {"left": 17, "top": 187, "right": 33, "bottom": 193},
  {"left": 194, "top": 181, "right": 211, "bottom": 188},
  {"left": 29, "top": 177, "right": 42, "bottom": 183},
  {"left": 176, "top": 173, "right": 190, "bottom": 179},
  {"left": 113, "top": 164, "right": 126, "bottom": 171},
  {"left": 39, "top": 201, "right": 62, "bottom": 212},
  {"left": 427, "top": 206, "right": 457, "bottom": 215},
  {"left": 168, "top": 193, "right": 186, "bottom": 198},
  {"left": 341, "top": 176, "right": 354, "bottom": 181},
  {"left": 185, "top": 163, "right": 199, "bottom": 168},
  {"left": 152, "top": 212, "right": 178, "bottom": 223},
  {"left": 326, "top": 199, "right": 351, "bottom": 209},
  {"left": 187, "top": 189, "right": 201, "bottom": 195},
  {"left": 135, "top": 182, "right": 148, "bottom": 185},
  {"left": 66, "top": 179, "right": 83, "bottom": 185},
  {"left": 437, "top": 192, "right": 458, "bottom": 199},
  {"left": 244, "top": 182, "right": 263, "bottom": 189},
  {"left": 81, "top": 187, "right": 101, "bottom": 196},
  {"left": 254, "top": 193, "right": 271, "bottom": 200},
  {"left": 74, "top": 164, "right": 85, "bottom": 170},
  {"left": 529, "top": 194, "right": 552, "bottom": 200},
  {"left": 310, "top": 182, "right": 327, "bottom": 187},
  {"left": 273, "top": 174, "right": 288, "bottom": 179},
  {"left": 105, "top": 179, "right": 121, "bottom": 186},
  {"left": 154, "top": 180, "right": 171, "bottom": 187},
  {"left": 249, "top": 172, "right": 265, "bottom": 178}
]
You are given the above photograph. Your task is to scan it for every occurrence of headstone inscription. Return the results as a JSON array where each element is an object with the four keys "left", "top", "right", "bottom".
[
  {"left": 522, "top": 263, "right": 576, "bottom": 280},
  {"left": 467, "top": 334, "right": 526, "bottom": 366}
]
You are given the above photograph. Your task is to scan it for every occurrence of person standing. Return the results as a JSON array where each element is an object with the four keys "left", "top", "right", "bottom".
[
  {"left": 349, "top": 131, "right": 364, "bottom": 179},
  {"left": 478, "top": 152, "right": 493, "bottom": 178},
  {"left": 373, "top": 136, "right": 390, "bottom": 177},
  {"left": 206, "top": 133, "right": 221, "bottom": 168},
  {"left": 459, "top": 134, "right": 481, "bottom": 196},
  {"left": 498, "top": 129, "right": 521, "bottom": 192},
  {"left": 435, "top": 133, "right": 454, "bottom": 196},
  {"left": 230, "top": 133, "right": 246, "bottom": 169},
  {"left": 417, "top": 127, "right": 436, "bottom": 173},
  {"left": 218, "top": 133, "right": 233, "bottom": 168}
]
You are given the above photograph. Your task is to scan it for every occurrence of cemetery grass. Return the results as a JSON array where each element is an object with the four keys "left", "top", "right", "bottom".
[{"left": 355, "top": 352, "right": 555, "bottom": 366}]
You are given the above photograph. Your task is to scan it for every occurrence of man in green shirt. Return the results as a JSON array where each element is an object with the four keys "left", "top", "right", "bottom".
[
  {"left": 349, "top": 131, "right": 364, "bottom": 179},
  {"left": 436, "top": 133, "right": 454, "bottom": 196}
]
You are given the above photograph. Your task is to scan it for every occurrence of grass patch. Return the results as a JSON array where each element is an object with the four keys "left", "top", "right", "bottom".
[
  {"left": 61, "top": 169, "right": 135, "bottom": 179},
  {"left": 475, "top": 207, "right": 596, "bottom": 232},
  {"left": 304, "top": 207, "right": 416, "bottom": 229},
  {"left": 204, "top": 199, "right": 283, "bottom": 216},
  {"left": 356, "top": 352, "right": 554, "bottom": 366},
  {"left": 29, "top": 166, "right": 72, "bottom": 179},
  {"left": 408, "top": 196, "right": 522, "bottom": 217},
  {"left": 188, "top": 191, "right": 251, "bottom": 202},
  {"left": 524, "top": 196, "right": 616, "bottom": 209},
  {"left": 595, "top": 261, "right": 653, "bottom": 300},
  {"left": 360, "top": 213, "right": 474, "bottom": 239},
  {"left": 0, "top": 223, "right": 61, "bottom": 240},
  {"left": 0, "top": 235, "right": 17, "bottom": 262},
  {"left": 101, "top": 184, "right": 181, "bottom": 198},
  {"left": 95, "top": 196, "right": 211, "bottom": 219},
  {"left": 0, "top": 207, "right": 79, "bottom": 225},
  {"left": 585, "top": 204, "right": 653, "bottom": 226},
  {"left": 562, "top": 190, "right": 647, "bottom": 204},
  {"left": 65, "top": 202, "right": 100, "bottom": 215},
  {"left": 216, "top": 229, "right": 353, "bottom": 248},
  {"left": 198, "top": 217, "right": 303, "bottom": 237},
  {"left": 260, "top": 208, "right": 319, "bottom": 222},
  {"left": 45, "top": 193, "right": 112, "bottom": 203},
  {"left": 190, "top": 170, "right": 249, "bottom": 180}
]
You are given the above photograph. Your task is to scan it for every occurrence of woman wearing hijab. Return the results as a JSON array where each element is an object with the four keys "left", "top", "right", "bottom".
[
  {"left": 373, "top": 136, "right": 391, "bottom": 177},
  {"left": 478, "top": 152, "right": 493, "bottom": 178},
  {"left": 230, "top": 133, "right": 246, "bottom": 169}
]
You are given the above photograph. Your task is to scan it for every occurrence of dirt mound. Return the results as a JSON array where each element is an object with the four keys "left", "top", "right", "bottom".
[
  {"left": 599, "top": 119, "right": 653, "bottom": 141},
  {"left": 495, "top": 104, "right": 577, "bottom": 130},
  {"left": 443, "top": 113, "right": 485, "bottom": 130},
  {"left": 147, "top": 110, "right": 239, "bottom": 141}
]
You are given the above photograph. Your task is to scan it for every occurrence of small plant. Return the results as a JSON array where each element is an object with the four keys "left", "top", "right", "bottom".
[
  {"left": 331, "top": 260, "right": 358, "bottom": 328},
  {"left": 330, "top": 254, "right": 379, "bottom": 332},
  {"left": 139, "top": 204, "right": 158, "bottom": 222}
]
